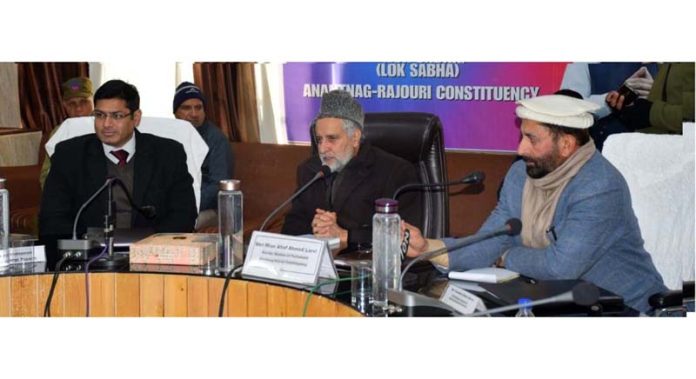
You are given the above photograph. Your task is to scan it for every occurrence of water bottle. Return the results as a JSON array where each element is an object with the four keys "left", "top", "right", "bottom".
[
  {"left": 0, "top": 178, "right": 9, "bottom": 269},
  {"left": 515, "top": 298, "right": 535, "bottom": 317},
  {"left": 218, "top": 179, "right": 243, "bottom": 272},
  {"left": 372, "top": 198, "right": 401, "bottom": 311}
]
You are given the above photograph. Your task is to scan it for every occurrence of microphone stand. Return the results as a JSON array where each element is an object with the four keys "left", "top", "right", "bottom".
[{"left": 90, "top": 181, "right": 129, "bottom": 270}]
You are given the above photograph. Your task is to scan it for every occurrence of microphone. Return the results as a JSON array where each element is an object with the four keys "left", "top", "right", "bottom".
[
  {"left": 399, "top": 218, "right": 522, "bottom": 286},
  {"left": 392, "top": 171, "right": 485, "bottom": 199},
  {"left": 57, "top": 176, "right": 157, "bottom": 264},
  {"left": 259, "top": 165, "right": 333, "bottom": 231},
  {"left": 389, "top": 218, "right": 522, "bottom": 309},
  {"left": 467, "top": 282, "right": 601, "bottom": 317}
]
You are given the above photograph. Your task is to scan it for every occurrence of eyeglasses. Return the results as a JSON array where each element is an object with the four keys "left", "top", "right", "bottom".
[{"left": 92, "top": 110, "right": 133, "bottom": 121}]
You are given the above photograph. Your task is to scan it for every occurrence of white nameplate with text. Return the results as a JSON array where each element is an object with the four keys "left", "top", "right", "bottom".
[
  {"left": 242, "top": 231, "right": 337, "bottom": 286},
  {"left": 8, "top": 245, "right": 47, "bottom": 265},
  {"left": 440, "top": 284, "right": 487, "bottom": 315}
]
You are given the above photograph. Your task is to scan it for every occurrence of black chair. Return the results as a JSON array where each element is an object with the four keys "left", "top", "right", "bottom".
[{"left": 312, "top": 112, "right": 449, "bottom": 238}]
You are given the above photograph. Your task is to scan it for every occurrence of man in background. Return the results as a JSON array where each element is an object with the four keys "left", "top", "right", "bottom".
[
  {"left": 173, "top": 82, "right": 234, "bottom": 229},
  {"left": 39, "top": 77, "right": 94, "bottom": 188}
]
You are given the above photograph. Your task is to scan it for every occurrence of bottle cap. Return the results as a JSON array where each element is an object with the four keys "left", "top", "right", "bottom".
[
  {"left": 374, "top": 198, "right": 398, "bottom": 213},
  {"left": 219, "top": 179, "right": 241, "bottom": 191},
  {"left": 517, "top": 298, "right": 532, "bottom": 306},
  {"left": 0, "top": 178, "right": 5, "bottom": 190}
]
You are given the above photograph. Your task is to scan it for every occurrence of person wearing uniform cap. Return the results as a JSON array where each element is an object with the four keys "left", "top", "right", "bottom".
[
  {"left": 282, "top": 89, "right": 422, "bottom": 248},
  {"left": 39, "top": 77, "right": 95, "bottom": 189},
  {"left": 40, "top": 80, "right": 197, "bottom": 264},
  {"left": 403, "top": 91, "right": 666, "bottom": 313},
  {"left": 173, "top": 81, "right": 234, "bottom": 229}
]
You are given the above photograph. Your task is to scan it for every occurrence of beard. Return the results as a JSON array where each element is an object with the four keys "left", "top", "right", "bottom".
[
  {"left": 320, "top": 145, "right": 355, "bottom": 173},
  {"left": 521, "top": 147, "right": 561, "bottom": 179}
]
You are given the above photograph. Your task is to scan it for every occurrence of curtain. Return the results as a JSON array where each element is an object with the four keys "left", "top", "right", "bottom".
[
  {"left": 17, "top": 62, "right": 89, "bottom": 133},
  {"left": 193, "top": 62, "right": 260, "bottom": 143}
]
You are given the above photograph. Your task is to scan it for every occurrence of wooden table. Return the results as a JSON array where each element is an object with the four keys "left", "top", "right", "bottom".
[{"left": 0, "top": 272, "right": 362, "bottom": 317}]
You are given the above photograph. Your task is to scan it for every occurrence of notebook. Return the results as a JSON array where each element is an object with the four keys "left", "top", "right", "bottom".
[{"left": 448, "top": 267, "right": 520, "bottom": 283}]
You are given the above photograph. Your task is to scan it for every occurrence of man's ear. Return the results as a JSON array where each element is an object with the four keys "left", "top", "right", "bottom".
[
  {"left": 559, "top": 133, "right": 577, "bottom": 159},
  {"left": 352, "top": 127, "right": 362, "bottom": 148},
  {"left": 133, "top": 109, "right": 143, "bottom": 127}
]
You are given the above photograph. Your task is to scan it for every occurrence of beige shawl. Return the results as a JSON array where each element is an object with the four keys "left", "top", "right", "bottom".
[{"left": 521, "top": 141, "right": 596, "bottom": 248}]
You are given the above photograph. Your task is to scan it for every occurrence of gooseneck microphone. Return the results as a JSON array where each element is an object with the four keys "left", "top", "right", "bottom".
[
  {"left": 399, "top": 218, "right": 522, "bottom": 288},
  {"left": 259, "top": 165, "right": 333, "bottom": 231},
  {"left": 58, "top": 176, "right": 157, "bottom": 263},
  {"left": 392, "top": 171, "right": 485, "bottom": 200},
  {"left": 466, "top": 282, "right": 601, "bottom": 317}
]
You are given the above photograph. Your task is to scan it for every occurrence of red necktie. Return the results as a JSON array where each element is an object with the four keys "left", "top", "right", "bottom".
[{"left": 110, "top": 150, "right": 129, "bottom": 167}]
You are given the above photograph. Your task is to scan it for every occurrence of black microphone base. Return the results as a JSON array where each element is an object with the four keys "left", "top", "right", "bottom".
[
  {"left": 88, "top": 254, "right": 130, "bottom": 270},
  {"left": 57, "top": 239, "right": 103, "bottom": 261}
]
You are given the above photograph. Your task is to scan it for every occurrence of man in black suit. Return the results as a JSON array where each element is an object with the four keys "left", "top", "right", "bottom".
[
  {"left": 281, "top": 90, "right": 422, "bottom": 248},
  {"left": 39, "top": 80, "right": 197, "bottom": 259}
]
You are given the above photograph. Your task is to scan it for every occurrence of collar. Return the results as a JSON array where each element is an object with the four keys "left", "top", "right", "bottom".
[{"left": 103, "top": 132, "right": 136, "bottom": 164}]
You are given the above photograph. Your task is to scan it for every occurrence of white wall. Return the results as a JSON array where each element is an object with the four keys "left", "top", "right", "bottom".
[{"left": 89, "top": 61, "right": 193, "bottom": 118}]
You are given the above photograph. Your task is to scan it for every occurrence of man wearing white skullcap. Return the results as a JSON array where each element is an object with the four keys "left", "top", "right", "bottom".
[{"left": 404, "top": 91, "right": 666, "bottom": 313}]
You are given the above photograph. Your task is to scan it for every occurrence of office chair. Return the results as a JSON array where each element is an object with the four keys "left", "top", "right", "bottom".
[
  {"left": 603, "top": 123, "right": 695, "bottom": 315},
  {"left": 45, "top": 116, "right": 209, "bottom": 211},
  {"left": 311, "top": 112, "right": 449, "bottom": 238}
]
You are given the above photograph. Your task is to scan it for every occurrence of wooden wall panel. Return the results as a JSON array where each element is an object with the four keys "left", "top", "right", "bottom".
[
  {"left": 335, "top": 303, "right": 363, "bottom": 317},
  {"left": 115, "top": 273, "right": 140, "bottom": 316},
  {"left": 139, "top": 274, "right": 164, "bottom": 316},
  {"left": 38, "top": 274, "right": 65, "bottom": 317},
  {"left": 247, "top": 282, "right": 268, "bottom": 317},
  {"left": 164, "top": 275, "right": 188, "bottom": 317},
  {"left": 186, "top": 276, "right": 208, "bottom": 317},
  {"left": 89, "top": 273, "right": 115, "bottom": 317},
  {"left": 64, "top": 274, "right": 86, "bottom": 317},
  {"left": 284, "top": 286, "right": 306, "bottom": 317},
  {"left": 0, "top": 277, "right": 10, "bottom": 316},
  {"left": 11, "top": 275, "right": 37, "bottom": 316},
  {"left": 266, "top": 285, "right": 287, "bottom": 317},
  {"left": 227, "top": 280, "right": 247, "bottom": 317},
  {"left": 207, "top": 278, "right": 226, "bottom": 316},
  {"left": 304, "top": 294, "right": 337, "bottom": 317}
]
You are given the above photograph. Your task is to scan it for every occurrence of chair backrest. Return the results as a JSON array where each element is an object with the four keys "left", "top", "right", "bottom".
[
  {"left": 602, "top": 123, "right": 695, "bottom": 290},
  {"left": 44, "top": 116, "right": 208, "bottom": 211},
  {"left": 312, "top": 112, "right": 449, "bottom": 238}
]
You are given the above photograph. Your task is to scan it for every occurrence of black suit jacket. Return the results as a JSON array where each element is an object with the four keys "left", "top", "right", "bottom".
[
  {"left": 281, "top": 143, "right": 422, "bottom": 245},
  {"left": 39, "top": 130, "right": 197, "bottom": 243}
]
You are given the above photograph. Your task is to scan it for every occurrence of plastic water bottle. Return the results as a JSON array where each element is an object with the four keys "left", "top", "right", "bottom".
[
  {"left": 515, "top": 298, "right": 535, "bottom": 317},
  {"left": 0, "top": 178, "right": 9, "bottom": 269},
  {"left": 372, "top": 198, "right": 401, "bottom": 310},
  {"left": 218, "top": 179, "right": 243, "bottom": 272}
]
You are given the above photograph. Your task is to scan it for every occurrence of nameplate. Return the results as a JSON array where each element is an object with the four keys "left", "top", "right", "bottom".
[
  {"left": 6, "top": 245, "right": 47, "bottom": 265},
  {"left": 242, "top": 231, "right": 337, "bottom": 286},
  {"left": 440, "top": 283, "right": 487, "bottom": 315}
]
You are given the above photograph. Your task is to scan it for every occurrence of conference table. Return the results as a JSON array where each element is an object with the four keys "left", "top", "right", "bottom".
[
  {"left": 0, "top": 254, "right": 626, "bottom": 317},
  {"left": 0, "top": 262, "right": 363, "bottom": 317}
]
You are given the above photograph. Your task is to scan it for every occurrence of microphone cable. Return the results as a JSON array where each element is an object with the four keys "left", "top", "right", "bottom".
[
  {"left": 392, "top": 171, "right": 485, "bottom": 200},
  {"left": 301, "top": 276, "right": 358, "bottom": 317},
  {"left": 43, "top": 253, "right": 73, "bottom": 317},
  {"left": 84, "top": 245, "right": 108, "bottom": 317},
  {"left": 217, "top": 263, "right": 245, "bottom": 317}
]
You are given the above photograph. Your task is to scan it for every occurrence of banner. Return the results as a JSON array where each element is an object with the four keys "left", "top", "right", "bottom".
[{"left": 283, "top": 62, "right": 568, "bottom": 151}]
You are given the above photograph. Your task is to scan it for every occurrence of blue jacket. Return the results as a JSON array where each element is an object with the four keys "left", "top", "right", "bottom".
[
  {"left": 197, "top": 120, "right": 234, "bottom": 211},
  {"left": 445, "top": 151, "right": 666, "bottom": 313}
]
